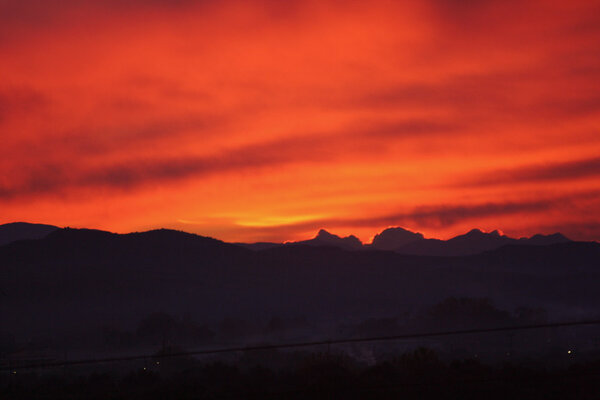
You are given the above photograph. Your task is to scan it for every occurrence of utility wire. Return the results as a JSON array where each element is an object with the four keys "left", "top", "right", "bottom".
[{"left": 3, "top": 318, "right": 600, "bottom": 371}]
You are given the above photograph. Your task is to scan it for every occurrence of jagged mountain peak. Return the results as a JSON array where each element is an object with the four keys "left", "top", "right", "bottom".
[
  {"left": 284, "top": 228, "right": 363, "bottom": 250},
  {"left": 370, "top": 227, "right": 424, "bottom": 251},
  {"left": 316, "top": 229, "right": 337, "bottom": 239}
]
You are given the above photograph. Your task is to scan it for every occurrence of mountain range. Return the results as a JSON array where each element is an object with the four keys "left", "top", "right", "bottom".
[
  {"left": 0, "top": 222, "right": 574, "bottom": 257},
  {"left": 0, "top": 222, "right": 598, "bottom": 346},
  {"left": 236, "top": 226, "right": 571, "bottom": 256}
]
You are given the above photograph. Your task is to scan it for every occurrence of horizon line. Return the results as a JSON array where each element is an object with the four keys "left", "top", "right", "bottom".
[{"left": 1, "top": 221, "right": 584, "bottom": 246}]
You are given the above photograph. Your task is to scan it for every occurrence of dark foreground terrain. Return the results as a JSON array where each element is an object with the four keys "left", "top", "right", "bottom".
[
  {"left": 2, "top": 226, "right": 599, "bottom": 341},
  {"left": 3, "top": 348, "right": 600, "bottom": 399},
  {"left": 2, "top": 224, "right": 600, "bottom": 398}
]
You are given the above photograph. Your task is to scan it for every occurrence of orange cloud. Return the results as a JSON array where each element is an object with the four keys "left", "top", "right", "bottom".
[{"left": 1, "top": 0, "right": 599, "bottom": 242}]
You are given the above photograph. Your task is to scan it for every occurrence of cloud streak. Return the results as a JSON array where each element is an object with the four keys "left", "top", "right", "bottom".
[
  {"left": 0, "top": 118, "right": 461, "bottom": 200},
  {"left": 456, "top": 156, "right": 600, "bottom": 187},
  {"left": 209, "top": 190, "right": 600, "bottom": 242},
  {"left": 238, "top": 199, "right": 557, "bottom": 235},
  {"left": 1, "top": 0, "right": 599, "bottom": 241}
]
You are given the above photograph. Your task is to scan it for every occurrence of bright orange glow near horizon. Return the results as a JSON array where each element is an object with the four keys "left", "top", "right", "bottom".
[{"left": 1, "top": 0, "right": 600, "bottom": 243}]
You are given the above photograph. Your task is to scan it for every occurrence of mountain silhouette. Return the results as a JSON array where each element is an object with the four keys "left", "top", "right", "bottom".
[
  {"left": 0, "top": 225, "right": 598, "bottom": 345},
  {"left": 39, "top": 227, "right": 250, "bottom": 259},
  {"left": 395, "top": 228, "right": 514, "bottom": 256},
  {"left": 236, "top": 230, "right": 364, "bottom": 251},
  {"left": 235, "top": 227, "right": 573, "bottom": 256},
  {"left": 520, "top": 233, "right": 571, "bottom": 246},
  {"left": 369, "top": 227, "right": 425, "bottom": 250},
  {"left": 289, "top": 229, "right": 363, "bottom": 250},
  {"left": 395, "top": 228, "right": 572, "bottom": 256},
  {"left": 0, "top": 222, "right": 574, "bottom": 256},
  {"left": 0, "top": 222, "right": 59, "bottom": 246}
]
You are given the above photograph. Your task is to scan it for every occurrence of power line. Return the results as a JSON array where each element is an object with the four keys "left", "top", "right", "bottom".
[{"left": 3, "top": 318, "right": 600, "bottom": 371}]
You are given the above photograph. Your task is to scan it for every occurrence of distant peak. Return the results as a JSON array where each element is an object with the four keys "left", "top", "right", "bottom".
[
  {"left": 316, "top": 229, "right": 337, "bottom": 239},
  {"left": 466, "top": 228, "right": 484, "bottom": 235},
  {"left": 462, "top": 228, "right": 503, "bottom": 237},
  {"left": 547, "top": 232, "right": 569, "bottom": 240},
  {"left": 382, "top": 226, "right": 420, "bottom": 235},
  {"left": 304, "top": 229, "right": 362, "bottom": 249},
  {"left": 370, "top": 226, "right": 424, "bottom": 250},
  {"left": 524, "top": 232, "right": 571, "bottom": 245},
  {"left": 315, "top": 229, "right": 361, "bottom": 242}
]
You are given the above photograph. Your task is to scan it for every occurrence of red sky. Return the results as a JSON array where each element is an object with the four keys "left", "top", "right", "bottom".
[{"left": 1, "top": 0, "right": 600, "bottom": 243}]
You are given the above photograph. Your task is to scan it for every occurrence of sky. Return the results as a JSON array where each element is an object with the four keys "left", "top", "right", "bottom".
[{"left": 1, "top": 0, "right": 600, "bottom": 243}]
